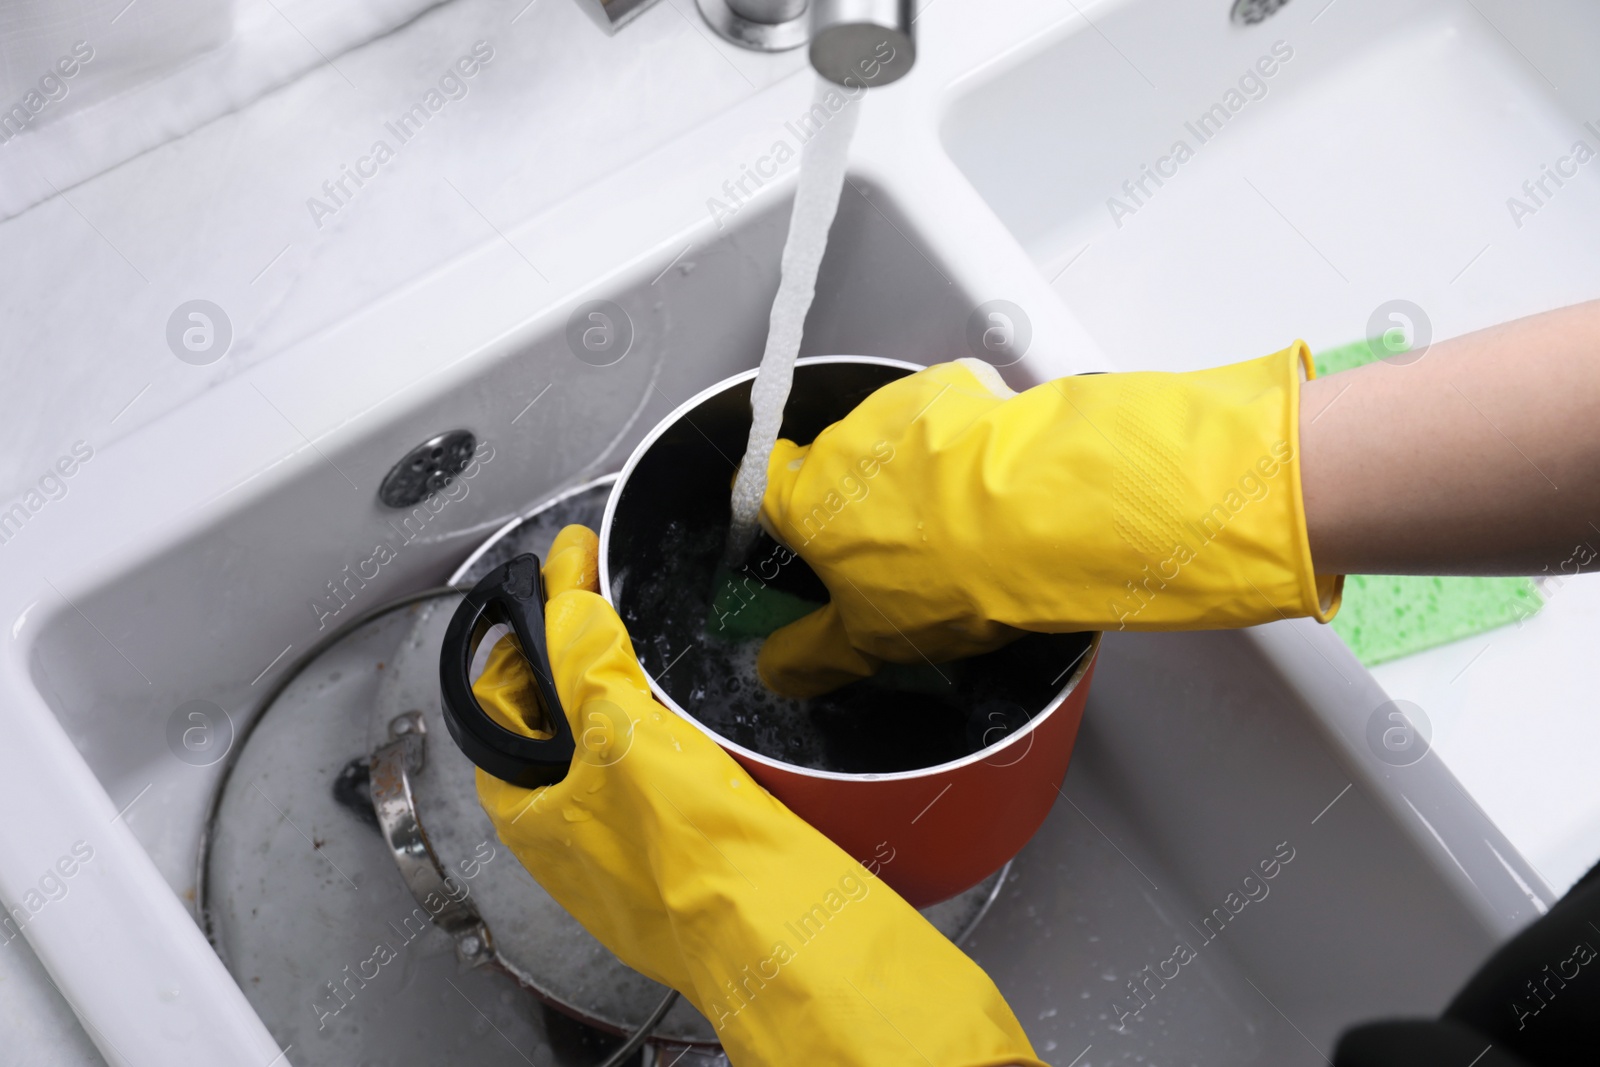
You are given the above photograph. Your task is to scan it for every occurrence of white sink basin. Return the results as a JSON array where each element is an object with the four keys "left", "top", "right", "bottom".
[
  {"left": 944, "top": 0, "right": 1600, "bottom": 365},
  {"left": 0, "top": 0, "right": 1575, "bottom": 1063}
]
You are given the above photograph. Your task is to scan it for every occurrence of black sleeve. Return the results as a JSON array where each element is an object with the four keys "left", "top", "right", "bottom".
[
  {"left": 1334, "top": 859, "right": 1600, "bottom": 1067},
  {"left": 1334, "top": 1018, "right": 1533, "bottom": 1067},
  {"left": 1443, "top": 859, "right": 1600, "bottom": 1065}
]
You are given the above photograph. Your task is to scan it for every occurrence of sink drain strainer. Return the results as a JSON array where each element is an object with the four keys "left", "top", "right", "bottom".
[
  {"left": 1230, "top": 0, "right": 1292, "bottom": 25},
  {"left": 378, "top": 429, "right": 477, "bottom": 509}
]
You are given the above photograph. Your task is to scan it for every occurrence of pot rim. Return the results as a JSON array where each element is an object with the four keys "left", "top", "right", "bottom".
[{"left": 599, "top": 355, "right": 1101, "bottom": 784}]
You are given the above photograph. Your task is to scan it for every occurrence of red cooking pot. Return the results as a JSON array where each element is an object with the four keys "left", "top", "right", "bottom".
[{"left": 596, "top": 357, "right": 1099, "bottom": 908}]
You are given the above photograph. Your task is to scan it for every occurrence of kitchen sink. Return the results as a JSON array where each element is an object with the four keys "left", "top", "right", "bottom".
[
  {"left": 0, "top": 0, "right": 1569, "bottom": 1063},
  {"left": 943, "top": 0, "right": 1600, "bottom": 368}
]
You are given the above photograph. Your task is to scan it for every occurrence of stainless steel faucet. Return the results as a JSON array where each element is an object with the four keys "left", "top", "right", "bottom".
[{"left": 696, "top": 0, "right": 915, "bottom": 86}]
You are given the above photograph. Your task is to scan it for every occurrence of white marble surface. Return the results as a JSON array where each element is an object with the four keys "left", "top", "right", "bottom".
[{"left": 0, "top": 0, "right": 454, "bottom": 220}]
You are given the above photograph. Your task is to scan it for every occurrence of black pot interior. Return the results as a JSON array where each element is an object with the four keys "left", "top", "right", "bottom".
[{"left": 606, "top": 360, "right": 1094, "bottom": 774}]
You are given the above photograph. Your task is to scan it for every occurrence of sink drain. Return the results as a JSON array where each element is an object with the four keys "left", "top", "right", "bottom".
[
  {"left": 378, "top": 430, "right": 476, "bottom": 508},
  {"left": 1230, "top": 0, "right": 1291, "bottom": 24}
]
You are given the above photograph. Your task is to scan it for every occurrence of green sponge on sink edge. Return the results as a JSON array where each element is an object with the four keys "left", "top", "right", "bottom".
[
  {"left": 1327, "top": 573, "right": 1543, "bottom": 667},
  {"left": 1312, "top": 338, "right": 1544, "bottom": 666}
]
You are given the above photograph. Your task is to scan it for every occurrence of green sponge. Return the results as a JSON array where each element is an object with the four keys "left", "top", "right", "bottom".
[
  {"left": 1312, "top": 336, "right": 1391, "bottom": 376},
  {"left": 1312, "top": 339, "right": 1544, "bottom": 666},
  {"left": 1327, "top": 574, "right": 1542, "bottom": 666},
  {"left": 707, "top": 564, "right": 820, "bottom": 641}
]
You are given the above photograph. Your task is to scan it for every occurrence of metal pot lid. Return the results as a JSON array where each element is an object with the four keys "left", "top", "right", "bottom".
[{"left": 205, "top": 607, "right": 638, "bottom": 1066}]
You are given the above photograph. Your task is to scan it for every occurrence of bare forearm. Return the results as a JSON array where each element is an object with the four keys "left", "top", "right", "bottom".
[{"left": 1300, "top": 300, "right": 1600, "bottom": 576}]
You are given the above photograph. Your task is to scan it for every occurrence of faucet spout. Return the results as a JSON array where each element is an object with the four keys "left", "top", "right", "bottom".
[
  {"left": 695, "top": 0, "right": 914, "bottom": 86},
  {"left": 810, "top": 0, "right": 914, "bottom": 86}
]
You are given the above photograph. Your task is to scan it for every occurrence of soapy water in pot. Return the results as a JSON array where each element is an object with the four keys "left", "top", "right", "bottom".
[
  {"left": 613, "top": 515, "right": 1091, "bottom": 775},
  {"left": 725, "top": 77, "right": 862, "bottom": 565}
]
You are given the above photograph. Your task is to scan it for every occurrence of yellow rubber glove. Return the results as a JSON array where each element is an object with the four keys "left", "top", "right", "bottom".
[
  {"left": 474, "top": 525, "right": 1044, "bottom": 1067},
  {"left": 758, "top": 346, "right": 1342, "bottom": 697}
]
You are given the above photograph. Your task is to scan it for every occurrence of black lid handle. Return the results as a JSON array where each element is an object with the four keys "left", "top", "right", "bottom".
[{"left": 439, "top": 555, "right": 574, "bottom": 788}]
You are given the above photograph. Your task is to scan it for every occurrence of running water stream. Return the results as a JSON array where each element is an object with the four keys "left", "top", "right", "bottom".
[{"left": 724, "top": 77, "right": 863, "bottom": 564}]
